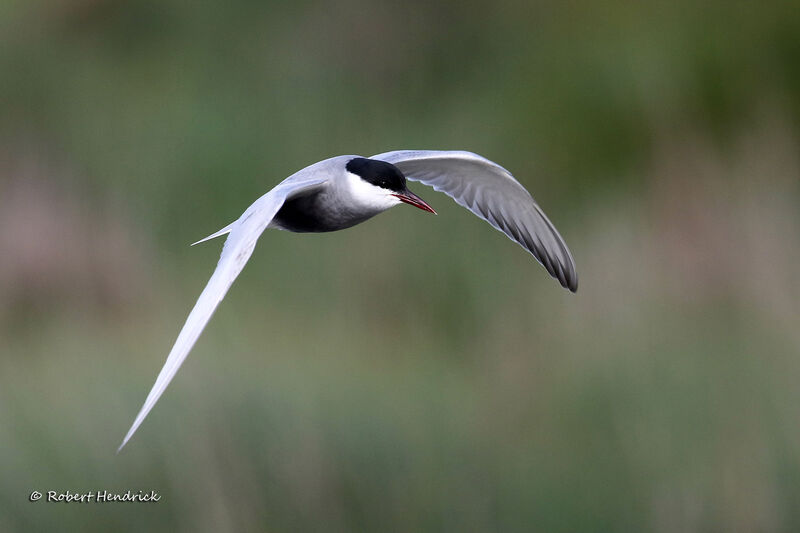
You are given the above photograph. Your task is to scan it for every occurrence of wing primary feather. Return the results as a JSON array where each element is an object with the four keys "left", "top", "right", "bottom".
[
  {"left": 118, "top": 174, "right": 328, "bottom": 451},
  {"left": 117, "top": 246, "right": 251, "bottom": 452},
  {"left": 374, "top": 150, "right": 578, "bottom": 292}
]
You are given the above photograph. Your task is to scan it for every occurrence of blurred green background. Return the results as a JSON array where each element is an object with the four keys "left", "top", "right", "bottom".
[{"left": 2, "top": 0, "right": 800, "bottom": 531}]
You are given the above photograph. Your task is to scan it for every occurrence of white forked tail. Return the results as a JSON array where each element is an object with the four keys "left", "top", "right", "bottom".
[{"left": 191, "top": 222, "right": 235, "bottom": 246}]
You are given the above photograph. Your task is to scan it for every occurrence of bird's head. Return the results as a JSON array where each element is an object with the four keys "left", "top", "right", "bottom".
[{"left": 345, "top": 157, "right": 436, "bottom": 214}]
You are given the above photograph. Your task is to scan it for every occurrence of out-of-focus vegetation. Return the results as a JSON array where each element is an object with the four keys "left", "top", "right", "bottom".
[{"left": 1, "top": 1, "right": 799, "bottom": 531}]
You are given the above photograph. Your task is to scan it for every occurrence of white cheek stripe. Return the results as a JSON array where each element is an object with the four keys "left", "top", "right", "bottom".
[{"left": 345, "top": 172, "right": 402, "bottom": 211}]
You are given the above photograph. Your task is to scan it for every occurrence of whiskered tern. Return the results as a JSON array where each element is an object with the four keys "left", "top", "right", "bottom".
[{"left": 118, "top": 150, "right": 578, "bottom": 451}]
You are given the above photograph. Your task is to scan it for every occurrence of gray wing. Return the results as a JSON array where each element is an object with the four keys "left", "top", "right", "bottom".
[
  {"left": 118, "top": 174, "right": 328, "bottom": 451},
  {"left": 373, "top": 150, "right": 577, "bottom": 292}
]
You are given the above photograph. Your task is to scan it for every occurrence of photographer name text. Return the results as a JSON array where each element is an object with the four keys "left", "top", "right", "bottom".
[{"left": 29, "top": 490, "right": 161, "bottom": 503}]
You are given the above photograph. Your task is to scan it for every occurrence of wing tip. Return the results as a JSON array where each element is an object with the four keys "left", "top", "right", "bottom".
[
  {"left": 565, "top": 273, "right": 579, "bottom": 293},
  {"left": 116, "top": 435, "right": 130, "bottom": 454},
  {"left": 555, "top": 261, "right": 578, "bottom": 293}
]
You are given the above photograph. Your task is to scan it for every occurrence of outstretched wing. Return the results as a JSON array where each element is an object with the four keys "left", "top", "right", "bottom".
[
  {"left": 118, "top": 175, "right": 327, "bottom": 451},
  {"left": 373, "top": 150, "right": 577, "bottom": 292}
]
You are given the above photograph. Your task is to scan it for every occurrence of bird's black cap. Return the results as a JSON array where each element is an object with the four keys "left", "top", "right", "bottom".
[{"left": 346, "top": 157, "right": 407, "bottom": 192}]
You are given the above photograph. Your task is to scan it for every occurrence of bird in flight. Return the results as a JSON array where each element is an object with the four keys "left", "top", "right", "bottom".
[{"left": 118, "top": 150, "right": 577, "bottom": 451}]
